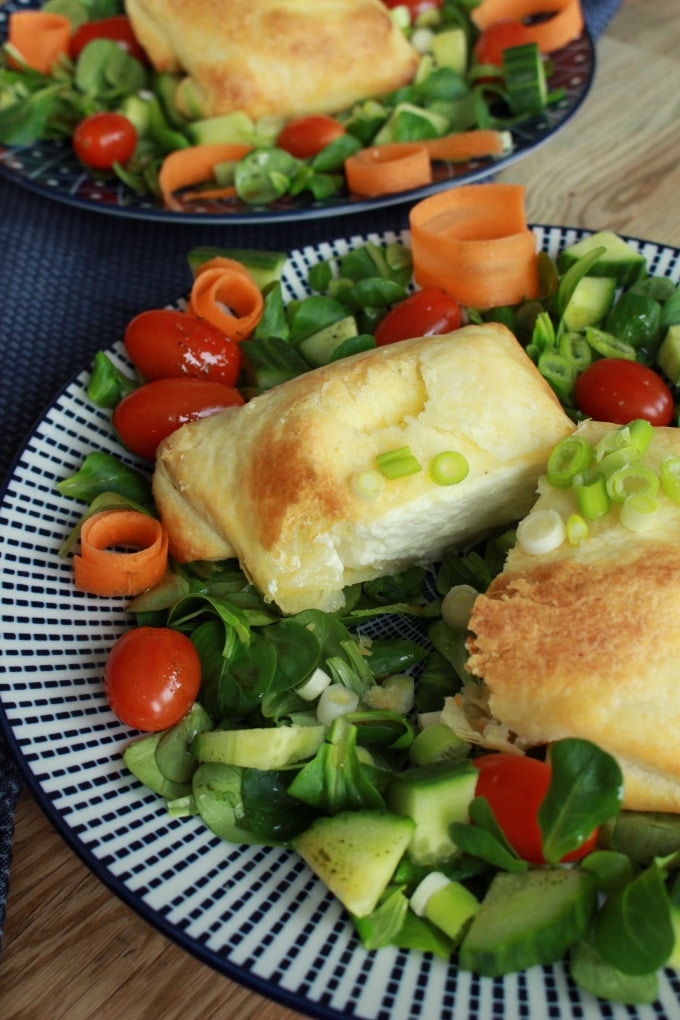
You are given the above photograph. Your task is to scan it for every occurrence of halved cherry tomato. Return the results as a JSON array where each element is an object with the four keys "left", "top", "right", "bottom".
[
  {"left": 124, "top": 309, "right": 242, "bottom": 387},
  {"left": 104, "top": 627, "right": 201, "bottom": 731},
  {"left": 382, "top": 0, "right": 442, "bottom": 20},
  {"left": 474, "top": 753, "right": 599, "bottom": 864},
  {"left": 73, "top": 112, "right": 137, "bottom": 170},
  {"left": 373, "top": 288, "right": 463, "bottom": 346},
  {"left": 70, "top": 15, "right": 148, "bottom": 63},
  {"left": 574, "top": 358, "right": 675, "bottom": 426},
  {"left": 112, "top": 377, "right": 244, "bottom": 460},
  {"left": 473, "top": 20, "right": 534, "bottom": 67},
  {"left": 276, "top": 115, "right": 346, "bottom": 159}
]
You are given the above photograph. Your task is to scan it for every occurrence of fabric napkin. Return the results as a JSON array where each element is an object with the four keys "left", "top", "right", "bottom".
[
  {"left": 582, "top": 0, "right": 622, "bottom": 40},
  {"left": 0, "top": 0, "right": 623, "bottom": 955}
]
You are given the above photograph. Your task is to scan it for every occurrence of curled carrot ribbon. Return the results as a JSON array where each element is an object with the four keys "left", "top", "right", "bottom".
[
  {"left": 409, "top": 183, "right": 540, "bottom": 309},
  {"left": 422, "top": 129, "right": 510, "bottom": 162},
  {"left": 471, "top": 0, "right": 585, "bottom": 54},
  {"left": 344, "top": 132, "right": 510, "bottom": 198},
  {"left": 344, "top": 143, "right": 432, "bottom": 198},
  {"left": 189, "top": 257, "right": 264, "bottom": 341},
  {"left": 74, "top": 510, "right": 169, "bottom": 597},
  {"left": 158, "top": 144, "right": 253, "bottom": 212},
  {"left": 8, "top": 11, "right": 71, "bottom": 74}
]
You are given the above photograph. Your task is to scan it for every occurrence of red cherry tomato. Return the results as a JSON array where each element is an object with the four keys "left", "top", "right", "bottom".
[
  {"left": 474, "top": 753, "right": 599, "bottom": 864},
  {"left": 112, "top": 377, "right": 244, "bottom": 459},
  {"left": 73, "top": 112, "right": 137, "bottom": 170},
  {"left": 104, "top": 627, "right": 201, "bottom": 731},
  {"left": 473, "top": 19, "right": 534, "bottom": 67},
  {"left": 124, "top": 309, "right": 242, "bottom": 387},
  {"left": 276, "top": 115, "right": 346, "bottom": 159},
  {"left": 373, "top": 288, "right": 463, "bottom": 346},
  {"left": 382, "top": 0, "right": 442, "bottom": 20},
  {"left": 574, "top": 358, "right": 674, "bottom": 426},
  {"left": 70, "top": 15, "right": 148, "bottom": 63}
]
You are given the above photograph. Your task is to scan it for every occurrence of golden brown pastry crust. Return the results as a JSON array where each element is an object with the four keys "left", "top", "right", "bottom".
[
  {"left": 124, "top": 0, "right": 420, "bottom": 120},
  {"left": 152, "top": 322, "right": 573, "bottom": 615},
  {"left": 463, "top": 420, "right": 680, "bottom": 812}
]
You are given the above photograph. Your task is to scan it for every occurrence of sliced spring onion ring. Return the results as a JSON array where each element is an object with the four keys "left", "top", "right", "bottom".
[
  {"left": 546, "top": 435, "right": 594, "bottom": 489},
  {"left": 295, "top": 667, "right": 332, "bottom": 702},
  {"left": 441, "top": 584, "right": 479, "bottom": 630},
  {"left": 566, "top": 513, "right": 589, "bottom": 546},
  {"left": 364, "top": 674, "right": 415, "bottom": 714},
  {"left": 573, "top": 470, "right": 610, "bottom": 520},
  {"left": 559, "top": 331, "right": 592, "bottom": 372},
  {"left": 660, "top": 456, "right": 680, "bottom": 503},
  {"left": 351, "top": 469, "right": 385, "bottom": 500},
  {"left": 584, "top": 327, "right": 636, "bottom": 361},
  {"left": 620, "top": 493, "right": 660, "bottom": 533},
  {"left": 595, "top": 421, "right": 653, "bottom": 461},
  {"left": 410, "top": 872, "right": 451, "bottom": 918},
  {"left": 316, "top": 684, "right": 360, "bottom": 725},
  {"left": 430, "top": 451, "right": 469, "bottom": 486},
  {"left": 516, "top": 508, "right": 566, "bottom": 555},
  {"left": 606, "top": 463, "right": 660, "bottom": 504},
  {"left": 537, "top": 351, "right": 576, "bottom": 403},
  {"left": 625, "top": 419, "right": 655, "bottom": 457},
  {"left": 597, "top": 449, "right": 634, "bottom": 480},
  {"left": 376, "top": 446, "right": 422, "bottom": 479}
]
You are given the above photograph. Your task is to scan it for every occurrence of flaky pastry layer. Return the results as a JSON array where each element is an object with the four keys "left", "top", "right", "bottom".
[
  {"left": 153, "top": 322, "right": 573, "bottom": 615},
  {"left": 124, "top": 0, "right": 420, "bottom": 120},
  {"left": 463, "top": 420, "right": 680, "bottom": 812}
]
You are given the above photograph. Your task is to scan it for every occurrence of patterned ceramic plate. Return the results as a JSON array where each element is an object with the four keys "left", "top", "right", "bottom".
[
  {"left": 0, "top": 0, "right": 595, "bottom": 223},
  {"left": 2, "top": 227, "right": 680, "bottom": 1020}
]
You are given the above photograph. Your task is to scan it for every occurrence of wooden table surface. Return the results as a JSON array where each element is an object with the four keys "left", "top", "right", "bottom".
[{"left": 3, "top": 1, "right": 680, "bottom": 1017}]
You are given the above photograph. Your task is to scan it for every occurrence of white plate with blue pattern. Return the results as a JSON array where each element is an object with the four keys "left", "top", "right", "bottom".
[{"left": 2, "top": 226, "right": 680, "bottom": 1019}]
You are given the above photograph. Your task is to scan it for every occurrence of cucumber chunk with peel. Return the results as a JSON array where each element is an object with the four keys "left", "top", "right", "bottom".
[
  {"left": 124, "top": 731, "right": 192, "bottom": 799},
  {"left": 386, "top": 758, "right": 478, "bottom": 866},
  {"left": 193, "top": 724, "right": 325, "bottom": 770},
  {"left": 430, "top": 27, "right": 467, "bottom": 75},
  {"left": 557, "top": 232, "right": 647, "bottom": 287},
  {"left": 291, "top": 810, "right": 415, "bottom": 917},
  {"left": 459, "top": 868, "right": 598, "bottom": 977},
  {"left": 296, "top": 315, "right": 359, "bottom": 367},
  {"left": 657, "top": 324, "right": 680, "bottom": 386},
  {"left": 562, "top": 275, "right": 617, "bottom": 331}
]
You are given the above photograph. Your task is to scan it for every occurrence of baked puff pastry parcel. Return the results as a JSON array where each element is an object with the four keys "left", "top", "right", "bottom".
[
  {"left": 124, "top": 0, "right": 420, "bottom": 120},
  {"left": 153, "top": 323, "right": 573, "bottom": 616},
  {"left": 448, "top": 419, "right": 680, "bottom": 813}
]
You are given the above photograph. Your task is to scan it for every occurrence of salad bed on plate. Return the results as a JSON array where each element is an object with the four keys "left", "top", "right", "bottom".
[
  {"left": 54, "top": 217, "right": 680, "bottom": 1006},
  {"left": 0, "top": 0, "right": 578, "bottom": 211}
]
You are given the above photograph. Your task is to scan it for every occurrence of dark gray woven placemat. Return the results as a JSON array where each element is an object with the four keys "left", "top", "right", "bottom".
[
  {"left": 0, "top": 0, "right": 623, "bottom": 953},
  {"left": 0, "top": 178, "right": 411, "bottom": 951}
]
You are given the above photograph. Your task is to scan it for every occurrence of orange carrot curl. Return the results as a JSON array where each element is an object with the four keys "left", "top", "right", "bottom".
[
  {"left": 189, "top": 257, "right": 264, "bottom": 341},
  {"left": 344, "top": 143, "right": 432, "bottom": 198},
  {"left": 409, "top": 183, "right": 540, "bottom": 309},
  {"left": 471, "top": 0, "right": 584, "bottom": 54},
  {"left": 74, "top": 510, "right": 169, "bottom": 597},
  {"left": 422, "top": 129, "right": 510, "bottom": 162},
  {"left": 8, "top": 11, "right": 71, "bottom": 74},
  {"left": 158, "top": 144, "right": 253, "bottom": 211}
]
